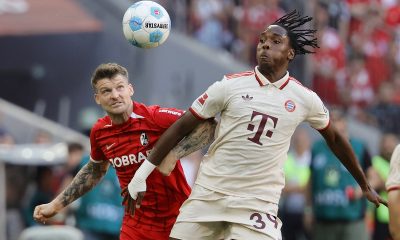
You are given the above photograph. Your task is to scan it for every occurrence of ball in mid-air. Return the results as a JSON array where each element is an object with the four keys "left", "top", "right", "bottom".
[{"left": 122, "top": 1, "right": 171, "bottom": 49}]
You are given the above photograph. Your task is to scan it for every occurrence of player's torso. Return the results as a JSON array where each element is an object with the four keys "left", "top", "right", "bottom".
[
  {"left": 94, "top": 117, "right": 160, "bottom": 184},
  {"left": 208, "top": 76, "right": 310, "bottom": 168},
  {"left": 93, "top": 105, "right": 190, "bottom": 231},
  {"left": 198, "top": 74, "right": 312, "bottom": 203}
]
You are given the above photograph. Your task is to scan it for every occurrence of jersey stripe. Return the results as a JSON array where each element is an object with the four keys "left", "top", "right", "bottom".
[
  {"left": 388, "top": 185, "right": 400, "bottom": 192},
  {"left": 189, "top": 107, "right": 207, "bottom": 120},
  {"left": 225, "top": 71, "right": 254, "bottom": 80},
  {"left": 289, "top": 77, "right": 312, "bottom": 92}
]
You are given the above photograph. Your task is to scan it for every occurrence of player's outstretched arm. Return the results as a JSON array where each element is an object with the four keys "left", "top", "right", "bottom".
[
  {"left": 318, "top": 123, "right": 387, "bottom": 207},
  {"left": 158, "top": 118, "right": 217, "bottom": 175},
  {"left": 33, "top": 160, "right": 109, "bottom": 223}
]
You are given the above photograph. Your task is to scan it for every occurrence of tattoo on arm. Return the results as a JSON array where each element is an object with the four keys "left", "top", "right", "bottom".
[
  {"left": 56, "top": 161, "right": 109, "bottom": 207},
  {"left": 173, "top": 119, "right": 217, "bottom": 159}
]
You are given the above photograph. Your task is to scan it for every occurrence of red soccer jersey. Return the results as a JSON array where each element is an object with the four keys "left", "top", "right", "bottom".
[{"left": 90, "top": 101, "right": 191, "bottom": 235}]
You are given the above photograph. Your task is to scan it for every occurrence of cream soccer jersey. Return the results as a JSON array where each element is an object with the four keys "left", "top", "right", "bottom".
[
  {"left": 190, "top": 67, "right": 330, "bottom": 205},
  {"left": 386, "top": 144, "right": 400, "bottom": 192}
]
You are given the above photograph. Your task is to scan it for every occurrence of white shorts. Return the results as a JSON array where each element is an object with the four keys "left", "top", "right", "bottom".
[{"left": 170, "top": 184, "right": 282, "bottom": 240}]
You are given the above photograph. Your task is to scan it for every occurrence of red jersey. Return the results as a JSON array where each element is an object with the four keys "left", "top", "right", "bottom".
[{"left": 90, "top": 101, "right": 191, "bottom": 236}]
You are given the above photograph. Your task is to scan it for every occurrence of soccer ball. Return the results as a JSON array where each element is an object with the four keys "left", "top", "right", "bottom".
[{"left": 122, "top": 1, "right": 171, "bottom": 49}]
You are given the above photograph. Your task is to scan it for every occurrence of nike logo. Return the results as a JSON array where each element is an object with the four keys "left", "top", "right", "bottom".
[{"left": 106, "top": 143, "right": 116, "bottom": 150}]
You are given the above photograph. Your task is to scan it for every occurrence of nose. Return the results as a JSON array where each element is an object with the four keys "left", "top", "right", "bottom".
[
  {"left": 110, "top": 88, "right": 119, "bottom": 98},
  {"left": 263, "top": 41, "right": 270, "bottom": 49}
]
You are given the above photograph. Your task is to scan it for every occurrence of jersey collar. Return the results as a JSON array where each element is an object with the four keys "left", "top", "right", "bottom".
[
  {"left": 131, "top": 101, "right": 144, "bottom": 119},
  {"left": 254, "top": 66, "right": 290, "bottom": 89}
]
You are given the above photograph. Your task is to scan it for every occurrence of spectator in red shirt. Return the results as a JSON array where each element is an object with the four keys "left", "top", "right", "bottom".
[{"left": 311, "top": 2, "right": 346, "bottom": 106}]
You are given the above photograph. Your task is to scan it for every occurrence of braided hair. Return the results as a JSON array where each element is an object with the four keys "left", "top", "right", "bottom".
[{"left": 272, "top": 10, "right": 319, "bottom": 55}]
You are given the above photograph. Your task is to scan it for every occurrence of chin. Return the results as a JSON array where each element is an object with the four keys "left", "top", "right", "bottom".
[
  {"left": 108, "top": 107, "right": 127, "bottom": 115},
  {"left": 258, "top": 62, "right": 273, "bottom": 70}
]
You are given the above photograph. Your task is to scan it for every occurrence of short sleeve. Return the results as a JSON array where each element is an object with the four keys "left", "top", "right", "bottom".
[
  {"left": 386, "top": 144, "right": 400, "bottom": 192},
  {"left": 306, "top": 91, "right": 330, "bottom": 130},
  {"left": 90, "top": 126, "right": 106, "bottom": 161},
  {"left": 190, "top": 78, "right": 226, "bottom": 119},
  {"left": 152, "top": 107, "right": 184, "bottom": 129}
]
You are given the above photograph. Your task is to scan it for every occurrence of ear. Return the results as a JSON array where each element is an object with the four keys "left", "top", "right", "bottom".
[
  {"left": 129, "top": 83, "right": 134, "bottom": 96},
  {"left": 288, "top": 48, "right": 295, "bottom": 61},
  {"left": 94, "top": 94, "right": 101, "bottom": 105}
]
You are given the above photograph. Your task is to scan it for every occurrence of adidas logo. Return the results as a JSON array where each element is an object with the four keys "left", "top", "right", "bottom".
[{"left": 242, "top": 94, "right": 253, "bottom": 101}]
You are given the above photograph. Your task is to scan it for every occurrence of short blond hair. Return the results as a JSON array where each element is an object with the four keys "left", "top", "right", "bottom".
[{"left": 91, "top": 63, "right": 129, "bottom": 92}]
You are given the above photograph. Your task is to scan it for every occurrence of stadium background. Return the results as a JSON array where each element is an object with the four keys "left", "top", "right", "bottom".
[{"left": 0, "top": 0, "right": 399, "bottom": 239}]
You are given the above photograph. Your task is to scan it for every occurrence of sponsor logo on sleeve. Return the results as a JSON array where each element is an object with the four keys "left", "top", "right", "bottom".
[
  {"left": 197, "top": 93, "right": 208, "bottom": 105},
  {"left": 158, "top": 109, "right": 182, "bottom": 116}
]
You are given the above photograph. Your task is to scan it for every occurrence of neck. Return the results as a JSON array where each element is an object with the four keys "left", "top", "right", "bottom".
[
  {"left": 109, "top": 102, "right": 133, "bottom": 125},
  {"left": 258, "top": 66, "right": 287, "bottom": 83}
]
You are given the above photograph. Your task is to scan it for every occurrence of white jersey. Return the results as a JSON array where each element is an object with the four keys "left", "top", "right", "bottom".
[
  {"left": 190, "top": 67, "right": 329, "bottom": 204},
  {"left": 386, "top": 144, "right": 400, "bottom": 192}
]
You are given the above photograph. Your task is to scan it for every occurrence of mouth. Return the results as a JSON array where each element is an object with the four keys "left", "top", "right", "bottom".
[
  {"left": 259, "top": 55, "right": 270, "bottom": 63},
  {"left": 111, "top": 102, "right": 123, "bottom": 107}
]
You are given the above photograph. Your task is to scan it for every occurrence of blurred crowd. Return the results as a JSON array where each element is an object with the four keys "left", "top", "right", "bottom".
[
  {"left": 1, "top": 129, "right": 124, "bottom": 240},
  {"left": 164, "top": 0, "right": 400, "bottom": 137}
]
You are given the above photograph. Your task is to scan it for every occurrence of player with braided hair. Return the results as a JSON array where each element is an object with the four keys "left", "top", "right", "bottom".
[
  {"left": 127, "top": 10, "right": 386, "bottom": 240},
  {"left": 272, "top": 10, "right": 319, "bottom": 55}
]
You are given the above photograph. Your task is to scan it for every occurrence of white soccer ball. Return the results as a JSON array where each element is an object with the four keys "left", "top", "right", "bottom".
[{"left": 122, "top": 1, "right": 171, "bottom": 49}]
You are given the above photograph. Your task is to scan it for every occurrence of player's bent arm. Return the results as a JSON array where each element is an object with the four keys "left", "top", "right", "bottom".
[
  {"left": 158, "top": 118, "right": 217, "bottom": 175},
  {"left": 56, "top": 159, "right": 109, "bottom": 206},
  {"left": 319, "top": 124, "right": 369, "bottom": 190},
  {"left": 389, "top": 189, "right": 400, "bottom": 240},
  {"left": 128, "top": 112, "right": 205, "bottom": 199},
  {"left": 35, "top": 160, "right": 109, "bottom": 218},
  {"left": 151, "top": 111, "right": 205, "bottom": 166}
]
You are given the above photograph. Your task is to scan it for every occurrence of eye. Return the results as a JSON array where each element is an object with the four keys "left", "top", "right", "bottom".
[
  {"left": 101, "top": 89, "right": 111, "bottom": 94},
  {"left": 259, "top": 38, "right": 265, "bottom": 44},
  {"left": 273, "top": 40, "right": 281, "bottom": 44}
]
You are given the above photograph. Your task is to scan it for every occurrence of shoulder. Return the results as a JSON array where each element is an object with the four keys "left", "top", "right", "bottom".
[
  {"left": 142, "top": 104, "right": 184, "bottom": 126},
  {"left": 151, "top": 105, "right": 183, "bottom": 117},
  {"left": 133, "top": 101, "right": 153, "bottom": 116},
  {"left": 391, "top": 145, "right": 400, "bottom": 162},
  {"left": 91, "top": 116, "right": 110, "bottom": 132},
  {"left": 224, "top": 70, "right": 254, "bottom": 80},
  {"left": 286, "top": 77, "right": 313, "bottom": 93}
]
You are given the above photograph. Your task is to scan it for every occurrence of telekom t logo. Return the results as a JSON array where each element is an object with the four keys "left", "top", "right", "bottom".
[{"left": 247, "top": 111, "right": 278, "bottom": 145}]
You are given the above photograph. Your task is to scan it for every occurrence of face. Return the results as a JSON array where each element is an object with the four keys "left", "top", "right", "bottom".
[
  {"left": 256, "top": 25, "right": 294, "bottom": 71},
  {"left": 94, "top": 74, "right": 134, "bottom": 116}
]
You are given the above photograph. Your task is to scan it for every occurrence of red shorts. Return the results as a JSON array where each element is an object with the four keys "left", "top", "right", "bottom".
[{"left": 120, "top": 224, "right": 170, "bottom": 240}]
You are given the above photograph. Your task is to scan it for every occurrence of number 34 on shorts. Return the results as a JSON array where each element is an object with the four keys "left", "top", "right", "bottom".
[{"left": 248, "top": 212, "right": 282, "bottom": 237}]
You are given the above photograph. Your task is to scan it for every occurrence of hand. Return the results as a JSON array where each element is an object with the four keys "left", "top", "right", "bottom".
[
  {"left": 121, "top": 187, "right": 136, "bottom": 216},
  {"left": 364, "top": 186, "right": 388, "bottom": 207},
  {"left": 33, "top": 203, "right": 58, "bottom": 224},
  {"left": 125, "top": 176, "right": 147, "bottom": 213}
]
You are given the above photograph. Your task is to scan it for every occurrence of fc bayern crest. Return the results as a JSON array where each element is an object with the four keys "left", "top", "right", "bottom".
[
  {"left": 284, "top": 100, "right": 296, "bottom": 112},
  {"left": 140, "top": 132, "right": 149, "bottom": 146}
]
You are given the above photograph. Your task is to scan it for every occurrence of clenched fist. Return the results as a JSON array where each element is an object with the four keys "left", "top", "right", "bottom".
[{"left": 33, "top": 202, "right": 59, "bottom": 224}]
